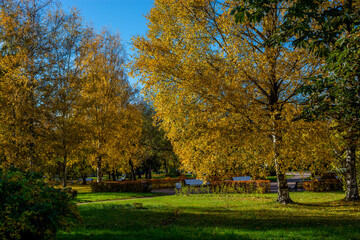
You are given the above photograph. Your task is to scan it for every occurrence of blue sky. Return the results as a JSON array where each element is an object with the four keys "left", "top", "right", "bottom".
[{"left": 61, "top": 0, "right": 155, "bottom": 85}]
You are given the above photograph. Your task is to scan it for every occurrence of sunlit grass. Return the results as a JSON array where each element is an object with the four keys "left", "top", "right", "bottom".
[
  {"left": 75, "top": 192, "right": 166, "bottom": 203},
  {"left": 70, "top": 184, "right": 92, "bottom": 193},
  {"left": 57, "top": 191, "right": 360, "bottom": 240}
]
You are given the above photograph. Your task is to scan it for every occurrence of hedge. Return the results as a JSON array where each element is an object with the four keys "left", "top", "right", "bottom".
[
  {"left": 210, "top": 180, "right": 271, "bottom": 194},
  {"left": 90, "top": 181, "right": 151, "bottom": 193},
  {"left": 150, "top": 177, "right": 184, "bottom": 189},
  {"left": 177, "top": 180, "right": 270, "bottom": 195},
  {"left": 90, "top": 178, "right": 189, "bottom": 192},
  {"left": 90, "top": 178, "right": 271, "bottom": 194},
  {"left": 303, "top": 179, "right": 343, "bottom": 192}
]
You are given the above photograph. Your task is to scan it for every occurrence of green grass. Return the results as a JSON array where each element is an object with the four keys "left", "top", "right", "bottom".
[
  {"left": 55, "top": 184, "right": 166, "bottom": 203},
  {"left": 57, "top": 191, "right": 360, "bottom": 240},
  {"left": 75, "top": 192, "right": 166, "bottom": 203}
]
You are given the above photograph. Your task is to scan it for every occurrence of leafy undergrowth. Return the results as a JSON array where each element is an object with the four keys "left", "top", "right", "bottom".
[
  {"left": 57, "top": 192, "right": 360, "bottom": 240},
  {"left": 75, "top": 192, "right": 166, "bottom": 203}
]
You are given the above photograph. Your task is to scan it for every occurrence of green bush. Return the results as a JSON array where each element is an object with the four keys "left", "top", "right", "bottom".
[{"left": 0, "top": 168, "right": 81, "bottom": 240}]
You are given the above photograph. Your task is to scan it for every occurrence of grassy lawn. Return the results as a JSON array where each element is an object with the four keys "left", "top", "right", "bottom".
[
  {"left": 53, "top": 184, "right": 166, "bottom": 203},
  {"left": 57, "top": 192, "right": 360, "bottom": 240},
  {"left": 75, "top": 192, "right": 166, "bottom": 203}
]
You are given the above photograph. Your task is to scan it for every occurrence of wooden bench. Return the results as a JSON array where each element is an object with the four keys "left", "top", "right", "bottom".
[{"left": 232, "top": 176, "right": 251, "bottom": 181}]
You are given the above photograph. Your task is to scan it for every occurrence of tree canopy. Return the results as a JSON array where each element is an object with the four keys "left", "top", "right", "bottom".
[
  {"left": 231, "top": 0, "right": 360, "bottom": 201},
  {"left": 132, "top": 0, "right": 332, "bottom": 203},
  {"left": 0, "top": 0, "right": 143, "bottom": 186}
]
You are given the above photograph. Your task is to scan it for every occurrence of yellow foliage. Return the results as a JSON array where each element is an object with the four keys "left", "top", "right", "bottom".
[
  {"left": 131, "top": 0, "right": 333, "bottom": 180},
  {"left": 79, "top": 29, "right": 142, "bottom": 181}
]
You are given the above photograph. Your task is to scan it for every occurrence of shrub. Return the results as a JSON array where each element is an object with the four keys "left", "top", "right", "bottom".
[
  {"left": 303, "top": 179, "right": 343, "bottom": 192},
  {"left": 177, "top": 180, "right": 271, "bottom": 195},
  {"left": 150, "top": 178, "right": 181, "bottom": 189},
  {"left": 210, "top": 180, "right": 270, "bottom": 194},
  {"left": 90, "top": 178, "right": 188, "bottom": 193},
  {"left": 0, "top": 168, "right": 81, "bottom": 240}
]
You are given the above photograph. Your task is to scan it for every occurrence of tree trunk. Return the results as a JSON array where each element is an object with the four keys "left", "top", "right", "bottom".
[
  {"left": 136, "top": 168, "right": 142, "bottom": 179},
  {"left": 148, "top": 163, "right": 152, "bottom": 179},
  {"left": 345, "top": 141, "right": 360, "bottom": 201},
  {"left": 164, "top": 159, "right": 168, "bottom": 175},
  {"left": 97, "top": 155, "right": 102, "bottom": 182},
  {"left": 27, "top": 69, "right": 37, "bottom": 171},
  {"left": 111, "top": 170, "right": 116, "bottom": 181},
  {"left": 273, "top": 121, "right": 293, "bottom": 204},
  {"left": 129, "top": 159, "right": 137, "bottom": 181},
  {"left": 82, "top": 175, "right": 87, "bottom": 185},
  {"left": 275, "top": 168, "right": 292, "bottom": 203},
  {"left": 62, "top": 154, "right": 67, "bottom": 188}
]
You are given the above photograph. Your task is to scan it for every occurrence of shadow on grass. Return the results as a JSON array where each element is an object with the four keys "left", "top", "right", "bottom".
[
  {"left": 293, "top": 199, "right": 360, "bottom": 209},
  {"left": 57, "top": 199, "right": 360, "bottom": 240}
]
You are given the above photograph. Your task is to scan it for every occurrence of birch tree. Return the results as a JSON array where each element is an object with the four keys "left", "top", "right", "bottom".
[
  {"left": 132, "top": 0, "right": 330, "bottom": 203},
  {"left": 232, "top": 0, "right": 360, "bottom": 201},
  {"left": 0, "top": 0, "right": 56, "bottom": 170},
  {"left": 81, "top": 29, "right": 141, "bottom": 183},
  {"left": 41, "top": 8, "right": 93, "bottom": 187}
]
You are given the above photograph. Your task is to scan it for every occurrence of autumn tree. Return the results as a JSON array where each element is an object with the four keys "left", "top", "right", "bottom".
[
  {"left": 232, "top": 0, "right": 360, "bottom": 200},
  {"left": 132, "top": 0, "right": 331, "bottom": 203},
  {"left": 39, "top": 7, "right": 94, "bottom": 187},
  {"left": 0, "top": 0, "right": 58, "bottom": 170},
  {"left": 80, "top": 29, "right": 142, "bottom": 183},
  {"left": 0, "top": 0, "right": 144, "bottom": 186}
]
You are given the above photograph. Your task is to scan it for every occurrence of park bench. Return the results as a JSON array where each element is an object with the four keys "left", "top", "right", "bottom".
[
  {"left": 232, "top": 176, "right": 251, "bottom": 181},
  {"left": 289, "top": 180, "right": 311, "bottom": 191},
  {"left": 184, "top": 179, "right": 209, "bottom": 186}
]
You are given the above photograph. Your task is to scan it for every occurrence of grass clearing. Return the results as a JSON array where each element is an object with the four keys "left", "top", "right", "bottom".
[
  {"left": 70, "top": 184, "right": 92, "bottom": 193},
  {"left": 75, "top": 192, "right": 166, "bottom": 203},
  {"left": 53, "top": 184, "right": 166, "bottom": 203},
  {"left": 57, "top": 191, "right": 360, "bottom": 240}
]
